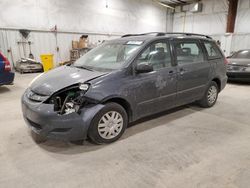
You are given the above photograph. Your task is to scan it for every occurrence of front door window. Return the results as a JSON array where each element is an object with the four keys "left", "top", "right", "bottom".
[{"left": 136, "top": 42, "right": 172, "bottom": 70}]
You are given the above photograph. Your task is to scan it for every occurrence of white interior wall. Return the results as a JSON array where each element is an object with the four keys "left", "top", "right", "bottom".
[
  {"left": 0, "top": 0, "right": 167, "bottom": 66},
  {"left": 232, "top": 0, "right": 250, "bottom": 52},
  {"left": 172, "top": 0, "right": 250, "bottom": 56},
  {"left": 173, "top": 0, "right": 228, "bottom": 34},
  {"left": 0, "top": 0, "right": 166, "bottom": 34},
  {"left": 235, "top": 0, "right": 250, "bottom": 33},
  {"left": 172, "top": 0, "right": 231, "bottom": 54}
]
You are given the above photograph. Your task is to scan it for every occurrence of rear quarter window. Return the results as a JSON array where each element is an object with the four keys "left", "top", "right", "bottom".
[{"left": 203, "top": 41, "right": 223, "bottom": 59}]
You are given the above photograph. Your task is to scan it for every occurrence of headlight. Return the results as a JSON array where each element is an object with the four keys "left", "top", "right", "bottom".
[
  {"left": 28, "top": 73, "right": 44, "bottom": 87},
  {"left": 26, "top": 89, "right": 49, "bottom": 102},
  {"left": 79, "top": 83, "right": 89, "bottom": 91}
]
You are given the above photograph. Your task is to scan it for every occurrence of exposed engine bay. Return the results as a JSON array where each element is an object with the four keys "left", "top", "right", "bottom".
[{"left": 46, "top": 86, "right": 91, "bottom": 115}]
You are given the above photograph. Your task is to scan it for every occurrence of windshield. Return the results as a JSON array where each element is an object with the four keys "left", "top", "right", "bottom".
[
  {"left": 73, "top": 43, "right": 141, "bottom": 72},
  {"left": 231, "top": 50, "right": 250, "bottom": 59}
]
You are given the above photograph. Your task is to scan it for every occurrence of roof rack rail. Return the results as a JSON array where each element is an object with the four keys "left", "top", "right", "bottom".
[
  {"left": 121, "top": 32, "right": 212, "bottom": 39},
  {"left": 121, "top": 32, "right": 165, "bottom": 38},
  {"left": 164, "top": 32, "right": 212, "bottom": 39}
]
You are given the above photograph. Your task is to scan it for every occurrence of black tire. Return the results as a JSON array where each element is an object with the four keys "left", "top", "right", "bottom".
[
  {"left": 88, "top": 102, "right": 128, "bottom": 144},
  {"left": 198, "top": 81, "right": 219, "bottom": 108},
  {"left": 30, "top": 131, "right": 47, "bottom": 144}
]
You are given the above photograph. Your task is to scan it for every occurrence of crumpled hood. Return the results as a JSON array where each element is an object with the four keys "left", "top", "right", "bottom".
[
  {"left": 30, "top": 66, "right": 106, "bottom": 96},
  {"left": 228, "top": 58, "right": 250, "bottom": 66}
]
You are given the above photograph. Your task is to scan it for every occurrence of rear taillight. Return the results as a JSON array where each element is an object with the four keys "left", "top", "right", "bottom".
[
  {"left": 0, "top": 53, "right": 11, "bottom": 71},
  {"left": 4, "top": 60, "right": 11, "bottom": 71},
  {"left": 224, "top": 58, "right": 229, "bottom": 65}
]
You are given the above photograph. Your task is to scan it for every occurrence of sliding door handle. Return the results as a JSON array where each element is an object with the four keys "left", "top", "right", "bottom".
[{"left": 179, "top": 68, "right": 186, "bottom": 75}]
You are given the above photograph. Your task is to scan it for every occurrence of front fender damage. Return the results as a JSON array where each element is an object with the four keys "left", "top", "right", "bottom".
[
  {"left": 79, "top": 104, "right": 105, "bottom": 139},
  {"left": 44, "top": 85, "right": 99, "bottom": 115},
  {"left": 44, "top": 87, "right": 105, "bottom": 139}
]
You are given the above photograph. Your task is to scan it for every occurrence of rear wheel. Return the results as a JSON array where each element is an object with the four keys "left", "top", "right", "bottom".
[
  {"left": 88, "top": 103, "right": 128, "bottom": 144},
  {"left": 198, "top": 81, "right": 219, "bottom": 108}
]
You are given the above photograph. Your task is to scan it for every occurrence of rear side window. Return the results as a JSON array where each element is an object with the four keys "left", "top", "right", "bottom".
[
  {"left": 204, "top": 41, "right": 222, "bottom": 59},
  {"left": 173, "top": 41, "right": 204, "bottom": 65}
]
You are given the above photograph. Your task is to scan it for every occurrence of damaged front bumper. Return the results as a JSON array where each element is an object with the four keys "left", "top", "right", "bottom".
[{"left": 21, "top": 90, "right": 104, "bottom": 141}]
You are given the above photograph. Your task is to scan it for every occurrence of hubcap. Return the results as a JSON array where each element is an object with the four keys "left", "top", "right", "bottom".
[
  {"left": 98, "top": 111, "right": 123, "bottom": 139},
  {"left": 207, "top": 85, "right": 217, "bottom": 104}
]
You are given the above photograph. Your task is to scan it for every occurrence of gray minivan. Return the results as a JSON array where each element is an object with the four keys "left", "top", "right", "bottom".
[{"left": 22, "top": 32, "right": 227, "bottom": 144}]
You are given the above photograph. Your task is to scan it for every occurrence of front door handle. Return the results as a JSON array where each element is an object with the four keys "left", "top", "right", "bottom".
[{"left": 169, "top": 70, "right": 174, "bottom": 74}]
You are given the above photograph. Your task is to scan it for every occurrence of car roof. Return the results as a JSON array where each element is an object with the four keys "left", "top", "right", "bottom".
[{"left": 107, "top": 32, "right": 214, "bottom": 44}]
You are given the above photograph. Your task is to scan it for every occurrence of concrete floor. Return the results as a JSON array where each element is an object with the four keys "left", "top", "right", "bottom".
[{"left": 0, "top": 73, "right": 250, "bottom": 188}]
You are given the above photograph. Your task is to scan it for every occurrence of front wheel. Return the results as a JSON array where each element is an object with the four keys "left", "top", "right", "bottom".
[
  {"left": 198, "top": 81, "right": 219, "bottom": 108},
  {"left": 88, "top": 103, "right": 128, "bottom": 144}
]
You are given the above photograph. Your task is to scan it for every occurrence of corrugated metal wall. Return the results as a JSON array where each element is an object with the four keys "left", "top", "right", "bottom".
[
  {"left": 0, "top": 0, "right": 167, "bottom": 67},
  {"left": 0, "top": 29, "right": 118, "bottom": 66}
]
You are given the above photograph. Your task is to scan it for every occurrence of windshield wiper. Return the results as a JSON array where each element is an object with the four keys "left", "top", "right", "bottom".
[{"left": 75, "top": 65, "right": 94, "bottom": 71}]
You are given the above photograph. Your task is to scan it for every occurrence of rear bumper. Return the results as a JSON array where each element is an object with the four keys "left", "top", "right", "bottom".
[
  {"left": 0, "top": 72, "right": 15, "bottom": 85},
  {"left": 220, "top": 76, "right": 228, "bottom": 91},
  {"left": 227, "top": 71, "right": 250, "bottom": 82},
  {"left": 21, "top": 90, "right": 104, "bottom": 141}
]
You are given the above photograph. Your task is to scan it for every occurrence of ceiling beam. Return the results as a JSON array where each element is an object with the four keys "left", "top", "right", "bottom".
[
  {"left": 155, "top": 0, "right": 175, "bottom": 9},
  {"left": 226, "top": 0, "right": 238, "bottom": 33}
]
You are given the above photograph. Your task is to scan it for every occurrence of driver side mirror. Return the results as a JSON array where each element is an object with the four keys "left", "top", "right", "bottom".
[{"left": 135, "top": 63, "right": 153, "bottom": 74}]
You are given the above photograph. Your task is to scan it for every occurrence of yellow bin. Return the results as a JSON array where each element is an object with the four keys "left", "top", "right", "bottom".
[{"left": 40, "top": 54, "right": 54, "bottom": 72}]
